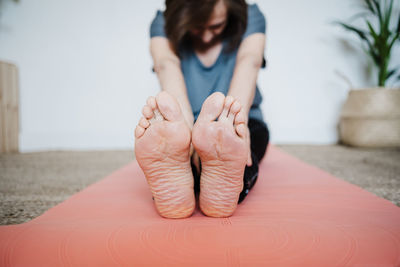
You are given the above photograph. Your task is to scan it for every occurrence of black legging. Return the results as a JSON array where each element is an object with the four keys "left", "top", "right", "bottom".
[{"left": 191, "top": 118, "right": 270, "bottom": 203}]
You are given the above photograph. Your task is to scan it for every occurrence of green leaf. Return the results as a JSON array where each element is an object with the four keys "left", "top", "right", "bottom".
[
  {"left": 366, "top": 20, "right": 378, "bottom": 41},
  {"left": 371, "top": 0, "right": 383, "bottom": 24},
  {"left": 364, "top": 0, "right": 376, "bottom": 14},
  {"left": 368, "top": 47, "right": 381, "bottom": 65},
  {"left": 383, "top": 0, "right": 394, "bottom": 32},
  {"left": 335, "top": 0, "right": 400, "bottom": 87},
  {"left": 337, "top": 22, "right": 368, "bottom": 40},
  {"left": 337, "top": 21, "right": 381, "bottom": 64},
  {"left": 386, "top": 69, "right": 397, "bottom": 79},
  {"left": 388, "top": 32, "right": 400, "bottom": 51}
]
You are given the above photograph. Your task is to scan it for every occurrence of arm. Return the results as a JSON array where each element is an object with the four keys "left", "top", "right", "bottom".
[
  {"left": 227, "top": 33, "right": 266, "bottom": 166},
  {"left": 227, "top": 33, "right": 266, "bottom": 119},
  {"left": 150, "top": 37, "right": 194, "bottom": 129}
]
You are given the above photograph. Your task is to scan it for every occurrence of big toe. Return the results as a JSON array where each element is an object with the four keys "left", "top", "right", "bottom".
[
  {"left": 156, "top": 91, "right": 183, "bottom": 121},
  {"left": 197, "top": 92, "right": 225, "bottom": 122}
]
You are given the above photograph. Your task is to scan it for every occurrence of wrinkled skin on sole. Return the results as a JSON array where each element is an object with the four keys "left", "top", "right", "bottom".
[
  {"left": 192, "top": 92, "right": 248, "bottom": 217},
  {"left": 135, "top": 91, "right": 195, "bottom": 219}
]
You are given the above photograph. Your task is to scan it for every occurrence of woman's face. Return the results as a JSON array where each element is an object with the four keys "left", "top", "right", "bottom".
[{"left": 190, "top": 0, "right": 227, "bottom": 50}]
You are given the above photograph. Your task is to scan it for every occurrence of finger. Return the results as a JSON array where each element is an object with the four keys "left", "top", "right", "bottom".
[
  {"left": 189, "top": 143, "right": 194, "bottom": 157},
  {"left": 246, "top": 126, "right": 252, "bottom": 166},
  {"left": 234, "top": 109, "right": 246, "bottom": 125},
  {"left": 247, "top": 151, "right": 252, "bottom": 166},
  {"left": 235, "top": 123, "right": 246, "bottom": 138}
]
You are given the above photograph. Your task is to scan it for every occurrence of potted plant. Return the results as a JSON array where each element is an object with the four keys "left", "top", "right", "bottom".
[{"left": 336, "top": 0, "right": 400, "bottom": 147}]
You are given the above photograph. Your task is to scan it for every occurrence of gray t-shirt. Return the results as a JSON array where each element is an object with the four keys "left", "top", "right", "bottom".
[{"left": 150, "top": 4, "right": 266, "bottom": 122}]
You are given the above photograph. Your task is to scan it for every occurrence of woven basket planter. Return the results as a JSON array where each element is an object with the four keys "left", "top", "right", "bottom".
[{"left": 339, "top": 88, "right": 400, "bottom": 147}]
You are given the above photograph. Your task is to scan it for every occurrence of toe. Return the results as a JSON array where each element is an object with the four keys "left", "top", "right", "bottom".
[
  {"left": 150, "top": 108, "right": 164, "bottom": 125},
  {"left": 219, "top": 96, "right": 234, "bottom": 119},
  {"left": 156, "top": 91, "right": 183, "bottom": 121},
  {"left": 197, "top": 92, "right": 225, "bottom": 122},
  {"left": 139, "top": 117, "right": 150, "bottom": 129},
  {"left": 142, "top": 105, "right": 154, "bottom": 119},
  {"left": 147, "top": 96, "right": 157, "bottom": 110},
  {"left": 228, "top": 100, "right": 241, "bottom": 122},
  {"left": 135, "top": 125, "right": 145, "bottom": 138}
]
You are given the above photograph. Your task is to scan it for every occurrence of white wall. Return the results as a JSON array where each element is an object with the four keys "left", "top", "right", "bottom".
[{"left": 0, "top": 0, "right": 399, "bottom": 151}]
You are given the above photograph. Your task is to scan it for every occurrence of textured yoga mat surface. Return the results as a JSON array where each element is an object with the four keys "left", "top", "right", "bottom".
[{"left": 1, "top": 146, "right": 400, "bottom": 266}]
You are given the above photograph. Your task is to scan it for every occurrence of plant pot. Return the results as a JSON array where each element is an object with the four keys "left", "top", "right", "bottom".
[{"left": 339, "top": 88, "right": 400, "bottom": 148}]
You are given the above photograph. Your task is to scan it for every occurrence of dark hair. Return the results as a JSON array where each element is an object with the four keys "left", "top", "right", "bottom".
[{"left": 164, "top": 0, "right": 247, "bottom": 55}]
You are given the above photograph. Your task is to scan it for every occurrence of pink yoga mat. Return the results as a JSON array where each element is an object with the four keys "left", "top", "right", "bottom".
[{"left": 1, "top": 146, "right": 399, "bottom": 266}]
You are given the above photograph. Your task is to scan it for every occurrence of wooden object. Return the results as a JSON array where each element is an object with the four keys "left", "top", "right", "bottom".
[{"left": 0, "top": 61, "right": 19, "bottom": 153}]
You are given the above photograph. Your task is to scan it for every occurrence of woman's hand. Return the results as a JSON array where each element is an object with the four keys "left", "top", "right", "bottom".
[
  {"left": 245, "top": 124, "right": 252, "bottom": 167},
  {"left": 183, "top": 112, "right": 195, "bottom": 157},
  {"left": 191, "top": 150, "right": 200, "bottom": 173}
]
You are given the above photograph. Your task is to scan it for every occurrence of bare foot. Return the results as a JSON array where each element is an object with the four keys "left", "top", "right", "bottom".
[
  {"left": 192, "top": 92, "right": 248, "bottom": 217},
  {"left": 135, "top": 91, "right": 195, "bottom": 219}
]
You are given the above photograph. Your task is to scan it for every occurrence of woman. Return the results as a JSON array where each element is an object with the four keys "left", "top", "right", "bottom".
[{"left": 135, "top": 0, "right": 269, "bottom": 218}]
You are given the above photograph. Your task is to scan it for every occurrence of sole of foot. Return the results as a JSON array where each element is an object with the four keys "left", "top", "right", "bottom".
[
  {"left": 192, "top": 92, "right": 248, "bottom": 217},
  {"left": 135, "top": 91, "right": 195, "bottom": 219}
]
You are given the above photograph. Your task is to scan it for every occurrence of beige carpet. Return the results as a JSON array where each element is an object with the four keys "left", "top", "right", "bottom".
[{"left": 1, "top": 145, "right": 399, "bottom": 225}]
